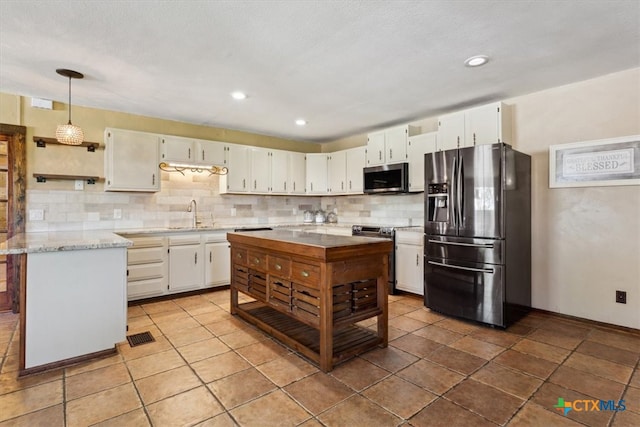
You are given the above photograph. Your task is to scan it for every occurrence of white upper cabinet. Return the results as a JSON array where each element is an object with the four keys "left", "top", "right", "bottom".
[
  {"left": 222, "top": 144, "right": 251, "bottom": 192},
  {"left": 437, "top": 111, "right": 466, "bottom": 150},
  {"left": 306, "top": 153, "right": 328, "bottom": 194},
  {"left": 105, "top": 128, "right": 160, "bottom": 192},
  {"left": 345, "top": 146, "right": 366, "bottom": 194},
  {"left": 438, "top": 102, "right": 512, "bottom": 149},
  {"left": 160, "top": 135, "right": 195, "bottom": 163},
  {"left": 270, "top": 149, "right": 289, "bottom": 194},
  {"left": 407, "top": 132, "right": 437, "bottom": 192},
  {"left": 366, "top": 125, "right": 420, "bottom": 166},
  {"left": 197, "top": 139, "right": 225, "bottom": 165},
  {"left": 465, "top": 102, "right": 512, "bottom": 145},
  {"left": 328, "top": 150, "right": 347, "bottom": 195},
  {"left": 250, "top": 147, "right": 271, "bottom": 193},
  {"left": 288, "top": 152, "right": 306, "bottom": 194}
]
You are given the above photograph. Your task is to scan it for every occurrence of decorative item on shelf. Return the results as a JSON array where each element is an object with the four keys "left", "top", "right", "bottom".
[
  {"left": 303, "top": 210, "right": 314, "bottom": 223},
  {"left": 55, "top": 69, "right": 84, "bottom": 145},
  {"left": 158, "top": 162, "right": 228, "bottom": 176}
]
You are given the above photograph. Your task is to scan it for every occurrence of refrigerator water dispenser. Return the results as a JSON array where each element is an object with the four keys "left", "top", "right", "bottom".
[{"left": 427, "top": 183, "right": 449, "bottom": 222}]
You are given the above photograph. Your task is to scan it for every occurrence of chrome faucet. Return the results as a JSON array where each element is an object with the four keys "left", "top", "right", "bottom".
[{"left": 187, "top": 199, "right": 198, "bottom": 228}]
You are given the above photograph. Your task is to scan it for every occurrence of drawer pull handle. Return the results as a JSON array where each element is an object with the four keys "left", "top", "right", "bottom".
[
  {"left": 254, "top": 257, "right": 260, "bottom": 264},
  {"left": 301, "top": 271, "right": 309, "bottom": 277},
  {"left": 275, "top": 264, "right": 282, "bottom": 270},
  {"left": 236, "top": 253, "right": 242, "bottom": 258}
]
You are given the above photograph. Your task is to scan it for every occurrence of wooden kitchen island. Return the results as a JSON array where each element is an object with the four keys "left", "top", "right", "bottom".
[{"left": 227, "top": 229, "right": 393, "bottom": 372}]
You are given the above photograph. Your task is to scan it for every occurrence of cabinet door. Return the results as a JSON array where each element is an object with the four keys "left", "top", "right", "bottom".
[
  {"left": 105, "top": 128, "right": 160, "bottom": 192},
  {"left": 160, "top": 136, "right": 195, "bottom": 163},
  {"left": 366, "top": 131, "right": 385, "bottom": 166},
  {"left": 169, "top": 244, "right": 203, "bottom": 292},
  {"left": 224, "top": 145, "right": 251, "bottom": 192},
  {"left": 407, "top": 132, "right": 437, "bottom": 192},
  {"left": 197, "top": 139, "right": 225, "bottom": 165},
  {"left": 305, "top": 153, "right": 328, "bottom": 194},
  {"left": 345, "top": 146, "right": 366, "bottom": 194},
  {"left": 288, "top": 152, "right": 306, "bottom": 194},
  {"left": 205, "top": 242, "right": 230, "bottom": 287},
  {"left": 270, "top": 150, "right": 289, "bottom": 194},
  {"left": 385, "top": 126, "right": 408, "bottom": 164},
  {"left": 437, "top": 111, "right": 465, "bottom": 151},
  {"left": 251, "top": 148, "right": 271, "bottom": 193},
  {"left": 465, "top": 102, "right": 511, "bottom": 145},
  {"left": 395, "top": 243, "right": 424, "bottom": 295},
  {"left": 328, "top": 150, "right": 346, "bottom": 194}
]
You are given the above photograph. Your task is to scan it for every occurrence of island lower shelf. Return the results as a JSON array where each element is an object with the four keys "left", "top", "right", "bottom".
[
  {"left": 235, "top": 301, "right": 384, "bottom": 367},
  {"left": 227, "top": 229, "right": 393, "bottom": 372}
]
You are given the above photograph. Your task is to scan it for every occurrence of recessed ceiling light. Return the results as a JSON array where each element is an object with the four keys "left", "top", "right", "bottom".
[
  {"left": 464, "top": 55, "right": 489, "bottom": 67},
  {"left": 231, "top": 91, "right": 247, "bottom": 100},
  {"left": 295, "top": 119, "right": 307, "bottom": 126}
]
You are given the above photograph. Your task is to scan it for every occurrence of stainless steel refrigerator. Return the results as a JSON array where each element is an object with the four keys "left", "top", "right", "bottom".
[{"left": 424, "top": 143, "right": 531, "bottom": 328}]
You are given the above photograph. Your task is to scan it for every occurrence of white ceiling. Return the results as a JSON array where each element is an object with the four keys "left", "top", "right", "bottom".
[{"left": 1, "top": 1, "right": 639, "bottom": 143}]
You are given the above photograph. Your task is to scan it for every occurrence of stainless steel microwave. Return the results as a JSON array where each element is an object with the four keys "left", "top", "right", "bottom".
[{"left": 363, "top": 163, "right": 409, "bottom": 194}]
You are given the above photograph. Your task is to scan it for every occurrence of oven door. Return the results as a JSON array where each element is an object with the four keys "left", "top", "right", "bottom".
[{"left": 424, "top": 257, "right": 504, "bottom": 327}]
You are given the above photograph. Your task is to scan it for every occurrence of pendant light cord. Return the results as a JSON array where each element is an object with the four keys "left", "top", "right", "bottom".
[{"left": 67, "top": 76, "right": 72, "bottom": 125}]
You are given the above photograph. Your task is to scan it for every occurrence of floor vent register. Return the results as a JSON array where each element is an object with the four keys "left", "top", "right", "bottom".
[{"left": 126, "top": 331, "right": 155, "bottom": 347}]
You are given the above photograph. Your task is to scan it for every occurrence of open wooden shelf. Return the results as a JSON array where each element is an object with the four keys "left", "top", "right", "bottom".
[
  {"left": 33, "top": 174, "right": 101, "bottom": 184},
  {"left": 33, "top": 136, "right": 100, "bottom": 152}
]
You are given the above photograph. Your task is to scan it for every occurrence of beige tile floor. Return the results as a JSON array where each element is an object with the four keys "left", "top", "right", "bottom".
[{"left": 0, "top": 289, "right": 639, "bottom": 426}]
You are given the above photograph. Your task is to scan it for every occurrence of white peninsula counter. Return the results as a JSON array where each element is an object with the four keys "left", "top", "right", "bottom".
[{"left": 0, "top": 231, "right": 132, "bottom": 376}]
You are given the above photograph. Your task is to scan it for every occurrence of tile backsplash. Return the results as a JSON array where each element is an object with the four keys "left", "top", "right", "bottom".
[{"left": 26, "top": 172, "right": 424, "bottom": 232}]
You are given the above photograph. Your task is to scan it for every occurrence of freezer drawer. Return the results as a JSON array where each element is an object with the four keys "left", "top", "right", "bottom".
[
  {"left": 425, "top": 235, "right": 502, "bottom": 265},
  {"left": 424, "top": 257, "right": 505, "bottom": 327}
]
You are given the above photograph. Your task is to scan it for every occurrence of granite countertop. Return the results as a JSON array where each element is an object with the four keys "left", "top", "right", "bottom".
[{"left": 0, "top": 231, "right": 133, "bottom": 255}]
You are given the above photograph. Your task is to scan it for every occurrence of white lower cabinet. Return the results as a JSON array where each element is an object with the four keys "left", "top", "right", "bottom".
[
  {"left": 126, "top": 236, "right": 168, "bottom": 300},
  {"left": 395, "top": 230, "right": 424, "bottom": 296},
  {"left": 168, "top": 235, "right": 204, "bottom": 292},
  {"left": 204, "top": 235, "right": 231, "bottom": 287},
  {"left": 125, "top": 231, "right": 230, "bottom": 301}
]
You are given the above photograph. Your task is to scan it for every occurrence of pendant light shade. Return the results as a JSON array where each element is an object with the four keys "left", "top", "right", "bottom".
[{"left": 56, "top": 69, "right": 84, "bottom": 145}]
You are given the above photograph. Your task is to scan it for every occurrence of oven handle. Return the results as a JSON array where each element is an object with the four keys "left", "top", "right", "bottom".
[
  {"left": 427, "top": 260, "right": 494, "bottom": 274},
  {"left": 427, "top": 239, "right": 494, "bottom": 248}
]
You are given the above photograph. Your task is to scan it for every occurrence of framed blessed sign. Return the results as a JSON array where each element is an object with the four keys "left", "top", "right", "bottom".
[{"left": 549, "top": 135, "right": 640, "bottom": 188}]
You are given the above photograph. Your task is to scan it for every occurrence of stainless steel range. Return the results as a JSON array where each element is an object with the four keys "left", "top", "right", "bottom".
[{"left": 351, "top": 225, "right": 396, "bottom": 294}]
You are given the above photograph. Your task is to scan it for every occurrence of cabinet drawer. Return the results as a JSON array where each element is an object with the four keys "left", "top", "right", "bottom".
[
  {"left": 248, "top": 250, "right": 267, "bottom": 271},
  {"left": 127, "top": 277, "right": 165, "bottom": 300},
  {"left": 268, "top": 277, "right": 292, "bottom": 311},
  {"left": 169, "top": 234, "right": 201, "bottom": 246},
  {"left": 128, "top": 247, "right": 165, "bottom": 265},
  {"left": 128, "top": 236, "right": 165, "bottom": 249},
  {"left": 268, "top": 255, "right": 291, "bottom": 277},
  {"left": 128, "top": 263, "right": 164, "bottom": 282},
  {"left": 292, "top": 261, "right": 321, "bottom": 288},
  {"left": 292, "top": 283, "right": 320, "bottom": 327},
  {"left": 395, "top": 230, "right": 423, "bottom": 245},
  {"left": 231, "top": 248, "right": 248, "bottom": 266}
]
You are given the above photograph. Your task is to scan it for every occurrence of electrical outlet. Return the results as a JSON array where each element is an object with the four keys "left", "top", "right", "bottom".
[
  {"left": 230, "top": 208, "right": 237, "bottom": 217},
  {"left": 29, "top": 209, "right": 44, "bottom": 221},
  {"left": 74, "top": 180, "right": 84, "bottom": 190},
  {"left": 113, "top": 209, "right": 122, "bottom": 219},
  {"left": 616, "top": 290, "right": 627, "bottom": 304}
]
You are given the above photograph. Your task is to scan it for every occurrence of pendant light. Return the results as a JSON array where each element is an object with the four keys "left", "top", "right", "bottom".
[{"left": 55, "top": 68, "right": 84, "bottom": 145}]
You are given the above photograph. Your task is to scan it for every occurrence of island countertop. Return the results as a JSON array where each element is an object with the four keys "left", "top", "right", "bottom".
[
  {"left": 0, "top": 230, "right": 132, "bottom": 255},
  {"left": 227, "top": 229, "right": 392, "bottom": 262}
]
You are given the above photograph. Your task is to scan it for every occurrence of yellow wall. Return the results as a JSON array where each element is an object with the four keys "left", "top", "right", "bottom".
[{"left": 0, "top": 93, "right": 321, "bottom": 188}]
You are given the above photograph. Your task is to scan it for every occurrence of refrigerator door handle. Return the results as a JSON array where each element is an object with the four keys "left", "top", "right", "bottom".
[
  {"left": 457, "top": 156, "right": 464, "bottom": 227},
  {"left": 452, "top": 155, "right": 458, "bottom": 227},
  {"left": 427, "top": 260, "right": 494, "bottom": 274},
  {"left": 427, "top": 239, "right": 494, "bottom": 248}
]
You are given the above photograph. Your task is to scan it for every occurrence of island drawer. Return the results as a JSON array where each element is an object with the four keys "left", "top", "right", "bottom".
[
  {"left": 232, "top": 248, "right": 248, "bottom": 266},
  {"left": 292, "top": 283, "right": 320, "bottom": 327},
  {"left": 232, "top": 265, "right": 249, "bottom": 292},
  {"left": 248, "top": 250, "right": 267, "bottom": 271},
  {"left": 248, "top": 270, "right": 267, "bottom": 301},
  {"left": 268, "top": 256, "right": 291, "bottom": 277},
  {"left": 292, "top": 261, "right": 321, "bottom": 288}
]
